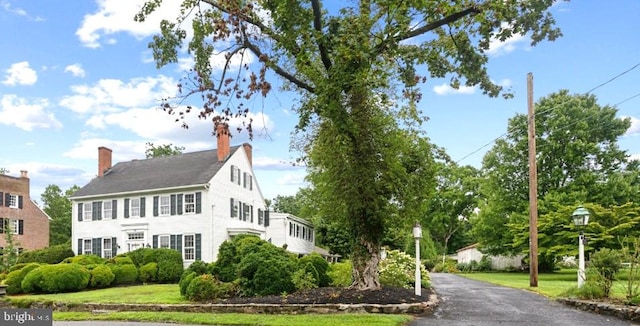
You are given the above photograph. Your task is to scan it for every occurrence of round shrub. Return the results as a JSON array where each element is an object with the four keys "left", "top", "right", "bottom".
[
  {"left": 20, "top": 266, "right": 44, "bottom": 293},
  {"left": 238, "top": 244, "right": 297, "bottom": 296},
  {"left": 185, "top": 274, "right": 236, "bottom": 301},
  {"left": 111, "top": 256, "right": 135, "bottom": 265},
  {"left": 7, "top": 263, "right": 30, "bottom": 273},
  {"left": 139, "top": 262, "right": 158, "bottom": 283},
  {"left": 213, "top": 235, "right": 263, "bottom": 282},
  {"left": 4, "top": 263, "right": 40, "bottom": 294},
  {"left": 17, "top": 244, "right": 75, "bottom": 264},
  {"left": 299, "top": 253, "right": 331, "bottom": 287},
  {"left": 23, "top": 264, "right": 90, "bottom": 293},
  {"left": 328, "top": 261, "right": 352, "bottom": 287},
  {"left": 109, "top": 264, "right": 138, "bottom": 285},
  {"left": 379, "top": 249, "right": 430, "bottom": 289},
  {"left": 154, "top": 249, "right": 183, "bottom": 283},
  {"left": 179, "top": 271, "right": 197, "bottom": 296},
  {"left": 63, "top": 254, "right": 105, "bottom": 265},
  {"left": 90, "top": 264, "right": 115, "bottom": 288},
  {"left": 123, "top": 248, "right": 155, "bottom": 267},
  {"left": 292, "top": 263, "right": 319, "bottom": 291},
  {"left": 185, "top": 260, "right": 208, "bottom": 275}
]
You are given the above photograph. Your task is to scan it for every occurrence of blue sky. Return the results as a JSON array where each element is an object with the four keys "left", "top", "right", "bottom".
[{"left": 1, "top": 1, "right": 639, "bottom": 203}]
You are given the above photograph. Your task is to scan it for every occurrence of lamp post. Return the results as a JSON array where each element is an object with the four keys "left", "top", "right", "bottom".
[
  {"left": 572, "top": 205, "right": 590, "bottom": 288},
  {"left": 413, "top": 222, "right": 422, "bottom": 296}
]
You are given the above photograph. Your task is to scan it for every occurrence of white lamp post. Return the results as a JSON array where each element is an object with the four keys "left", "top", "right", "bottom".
[
  {"left": 413, "top": 222, "right": 422, "bottom": 296},
  {"left": 572, "top": 205, "right": 590, "bottom": 288}
]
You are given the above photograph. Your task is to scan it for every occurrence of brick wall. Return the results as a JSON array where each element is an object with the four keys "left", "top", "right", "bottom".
[{"left": 0, "top": 173, "right": 50, "bottom": 251}]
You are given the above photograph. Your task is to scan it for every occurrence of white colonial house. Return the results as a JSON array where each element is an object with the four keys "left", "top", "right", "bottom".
[
  {"left": 265, "top": 212, "right": 315, "bottom": 256},
  {"left": 70, "top": 125, "right": 270, "bottom": 265}
]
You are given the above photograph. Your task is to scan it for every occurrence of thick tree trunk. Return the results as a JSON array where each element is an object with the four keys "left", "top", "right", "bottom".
[{"left": 350, "top": 237, "right": 382, "bottom": 290}]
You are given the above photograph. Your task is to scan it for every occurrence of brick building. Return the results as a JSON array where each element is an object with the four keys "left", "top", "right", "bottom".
[{"left": 0, "top": 171, "right": 50, "bottom": 252}]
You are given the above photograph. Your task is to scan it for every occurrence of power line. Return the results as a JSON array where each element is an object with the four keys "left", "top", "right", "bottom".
[{"left": 454, "top": 62, "right": 640, "bottom": 165}]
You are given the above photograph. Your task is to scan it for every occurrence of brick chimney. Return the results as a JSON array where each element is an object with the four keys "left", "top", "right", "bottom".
[
  {"left": 98, "top": 146, "right": 113, "bottom": 177},
  {"left": 243, "top": 143, "right": 252, "bottom": 167},
  {"left": 20, "top": 170, "right": 28, "bottom": 179},
  {"left": 216, "top": 124, "right": 230, "bottom": 162}
]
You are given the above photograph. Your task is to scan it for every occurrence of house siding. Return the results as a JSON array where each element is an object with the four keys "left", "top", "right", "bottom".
[{"left": 266, "top": 212, "right": 315, "bottom": 255}]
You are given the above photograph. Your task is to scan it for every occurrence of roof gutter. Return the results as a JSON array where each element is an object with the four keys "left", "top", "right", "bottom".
[{"left": 70, "top": 183, "right": 210, "bottom": 200}]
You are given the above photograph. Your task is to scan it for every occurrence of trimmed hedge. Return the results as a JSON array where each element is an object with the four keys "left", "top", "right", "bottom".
[
  {"left": 22, "top": 264, "right": 90, "bottom": 293},
  {"left": 90, "top": 264, "right": 115, "bottom": 288},
  {"left": 299, "top": 253, "right": 331, "bottom": 287},
  {"left": 237, "top": 244, "right": 297, "bottom": 296},
  {"left": 185, "top": 274, "right": 236, "bottom": 301},
  {"left": 63, "top": 254, "right": 105, "bottom": 265},
  {"left": 139, "top": 262, "right": 158, "bottom": 283},
  {"left": 108, "top": 264, "right": 138, "bottom": 285},
  {"left": 17, "top": 245, "right": 75, "bottom": 264},
  {"left": 4, "top": 263, "right": 41, "bottom": 294},
  {"left": 116, "top": 248, "right": 183, "bottom": 283}
]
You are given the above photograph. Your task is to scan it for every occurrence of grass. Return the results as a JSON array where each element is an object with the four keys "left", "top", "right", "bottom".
[
  {"left": 6, "top": 284, "right": 415, "bottom": 326},
  {"left": 459, "top": 268, "right": 640, "bottom": 300},
  {"left": 53, "top": 311, "right": 413, "bottom": 326}
]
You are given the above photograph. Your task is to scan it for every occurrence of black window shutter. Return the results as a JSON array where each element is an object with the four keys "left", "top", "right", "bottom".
[
  {"left": 5, "top": 193, "right": 10, "bottom": 207},
  {"left": 230, "top": 198, "right": 234, "bottom": 217},
  {"left": 177, "top": 194, "right": 183, "bottom": 215},
  {"left": 92, "top": 238, "right": 101, "bottom": 256},
  {"left": 18, "top": 195, "right": 23, "bottom": 209},
  {"left": 0, "top": 192, "right": 3, "bottom": 206},
  {"left": 195, "top": 234, "right": 201, "bottom": 260},
  {"left": 195, "top": 192, "right": 201, "bottom": 214},
  {"left": 170, "top": 195, "right": 176, "bottom": 215},
  {"left": 177, "top": 235, "right": 183, "bottom": 253},
  {"left": 77, "top": 239, "right": 82, "bottom": 255},
  {"left": 153, "top": 235, "right": 158, "bottom": 248},
  {"left": 0, "top": 218, "right": 3, "bottom": 234},
  {"left": 243, "top": 172, "right": 247, "bottom": 188},
  {"left": 92, "top": 202, "right": 98, "bottom": 220},
  {"left": 170, "top": 234, "right": 176, "bottom": 250},
  {"left": 250, "top": 205, "right": 254, "bottom": 223},
  {"left": 124, "top": 199, "right": 130, "bottom": 218},
  {"left": 153, "top": 196, "right": 159, "bottom": 216},
  {"left": 249, "top": 175, "right": 252, "bottom": 190},
  {"left": 112, "top": 200, "right": 117, "bottom": 219},
  {"left": 77, "top": 203, "right": 83, "bottom": 221},
  {"left": 112, "top": 237, "right": 117, "bottom": 256},
  {"left": 18, "top": 220, "right": 23, "bottom": 235},
  {"left": 140, "top": 197, "right": 146, "bottom": 217},
  {"left": 230, "top": 165, "right": 234, "bottom": 182},
  {"left": 265, "top": 210, "right": 270, "bottom": 227}
]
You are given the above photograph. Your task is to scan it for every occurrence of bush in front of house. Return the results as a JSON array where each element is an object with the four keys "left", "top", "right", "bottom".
[
  {"left": 327, "top": 260, "right": 352, "bottom": 287},
  {"left": 212, "top": 235, "right": 264, "bottom": 282},
  {"left": 179, "top": 271, "right": 198, "bottom": 296},
  {"left": 63, "top": 254, "right": 105, "bottom": 265},
  {"left": 4, "top": 263, "right": 41, "bottom": 294},
  {"left": 90, "top": 264, "right": 115, "bottom": 288},
  {"left": 17, "top": 244, "right": 75, "bottom": 265},
  {"left": 111, "top": 256, "right": 135, "bottom": 265},
  {"left": 379, "top": 249, "right": 430, "bottom": 289},
  {"left": 108, "top": 263, "right": 139, "bottom": 285},
  {"left": 139, "top": 262, "right": 158, "bottom": 283},
  {"left": 185, "top": 274, "right": 236, "bottom": 301},
  {"left": 588, "top": 248, "right": 623, "bottom": 297},
  {"left": 123, "top": 248, "right": 155, "bottom": 267},
  {"left": 7, "top": 263, "right": 30, "bottom": 273},
  {"left": 299, "top": 253, "right": 331, "bottom": 287},
  {"left": 154, "top": 249, "right": 183, "bottom": 283},
  {"left": 237, "top": 244, "right": 297, "bottom": 296},
  {"left": 22, "top": 263, "right": 90, "bottom": 293},
  {"left": 292, "top": 263, "right": 319, "bottom": 291}
]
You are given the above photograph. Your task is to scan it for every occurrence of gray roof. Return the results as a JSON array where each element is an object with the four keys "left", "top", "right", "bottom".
[{"left": 72, "top": 146, "right": 242, "bottom": 198}]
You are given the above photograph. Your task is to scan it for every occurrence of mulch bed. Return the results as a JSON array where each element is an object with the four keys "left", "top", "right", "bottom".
[{"left": 212, "top": 286, "right": 432, "bottom": 305}]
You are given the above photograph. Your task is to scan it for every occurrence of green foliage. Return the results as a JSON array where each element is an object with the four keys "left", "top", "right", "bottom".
[
  {"left": 0, "top": 222, "right": 20, "bottom": 272},
  {"left": 212, "top": 235, "right": 263, "bottom": 282},
  {"left": 145, "top": 142, "right": 184, "bottom": 158},
  {"left": 64, "top": 254, "right": 105, "bottom": 265},
  {"left": 562, "top": 280, "right": 606, "bottom": 300},
  {"left": 139, "top": 262, "right": 158, "bottom": 283},
  {"left": 237, "top": 242, "right": 297, "bottom": 296},
  {"left": 18, "top": 244, "right": 75, "bottom": 264},
  {"left": 22, "top": 264, "right": 90, "bottom": 293},
  {"left": 328, "top": 261, "right": 352, "bottom": 287},
  {"left": 41, "top": 185, "right": 79, "bottom": 246},
  {"left": 108, "top": 264, "right": 139, "bottom": 285},
  {"left": 299, "top": 253, "right": 331, "bottom": 287},
  {"left": 379, "top": 249, "right": 430, "bottom": 289},
  {"left": 433, "top": 259, "right": 458, "bottom": 273},
  {"left": 154, "top": 250, "right": 183, "bottom": 283},
  {"left": 111, "top": 256, "right": 134, "bottom": 265},
  {"left": 184, "top": 260, "right": 208, "bottom": 275},
  {"left": 179, "top": 271, "right": 197, "bottom": 297},
  {"left": 89, "top": 264, "right": 115, "bottom": 288},
  {"left": 292, "top": 268, "right": 318, "bottom": 291},
  {"left": 122, "top": 248, "right": 154, "bottom": 267},
  {"left": 619, "top": 237, "right": 640, "bottom": 304},
  {"left": 4, "top": 263, "right": 40, "bottom": 294},
  {"left": 457, "top": 256, "right": 492, "bottom": 273},
  {"left": 185, "top": 274, "right": 236, "bottom": 302},
  {"left": 588, "top": 248, "right": 623, "bottom": 297},
  {"left": 7, "top": 263, "right": 29, "bottom": 273}
]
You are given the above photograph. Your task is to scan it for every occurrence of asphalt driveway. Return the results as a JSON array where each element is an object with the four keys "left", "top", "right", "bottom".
[{"left": 411, "top": 273, "right": 637, "bottom": 326}]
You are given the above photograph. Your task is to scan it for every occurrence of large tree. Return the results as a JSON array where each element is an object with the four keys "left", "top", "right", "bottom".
[
  {"left": 473, "top": 90, "right": 637, "bottom": 270},
  {"left": 138, "top": 0, "right": 562, "bottom": 289},
  {"left": 41, "top": 184, "right": 80, "bottom": 246},
  {"left": 145, "top": 142, "right": 185, "bottom": 158}
]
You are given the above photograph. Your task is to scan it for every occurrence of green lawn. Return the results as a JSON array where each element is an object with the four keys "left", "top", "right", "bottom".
[
  {"left": 5, "top": 284, "right": 414, "bottom": 326},
  {"left": 459, "top": 269, "right": 638, "bottom": 299}
]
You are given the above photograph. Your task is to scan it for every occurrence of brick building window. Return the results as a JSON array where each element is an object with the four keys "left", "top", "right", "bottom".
[{"left": 8, "top": 194, "right": 18, "bottom": 208}]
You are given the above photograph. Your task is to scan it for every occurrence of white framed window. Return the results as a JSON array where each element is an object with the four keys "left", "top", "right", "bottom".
[
  {"left": 243, "top": 173, "right": 252, "bottom": 190},
  {"left": 103, "top": 238, "right": 113, "bottom": 259},
  {"left": 183, "top": 234, "right": 195, "bottom": 261},
  {"left": 231, "top": 165, "right": 241, "bottom": 185},
  {"left": 83, "top": 203, "right": 92, "bottom": 221},
  {"left": 130, "top": 198, "right": 141, "bottom": 217},
  {"left": 160, "top": 196, "right": 171, "bottom": 215},
  {"left": 289, "top": 222, "right": 294, "bottom": 236},
  {"left": 83, "top": 239, "right": 92, "bottom": 255},
  {"left": 103, "top": 201, "right": 112, "bottom": 219},
  {"left": 258, "top": 209, "right": 264, "bottom": 225},
  {"left": 184, "top": 193, "right": 195, "bottom": 214},
  {"left": 11, "top": 219, "right": 18, "bottom": 234},
  {"left": 231, "top": 199, "right": 239, "bottom": 218},
  {"left": 8, "top": 194, "right": 18, "bottom": 208},
  {"left": 128, "top": 232, "right": 144, "bottom": 240},
  {"left": 159, "top": 235, "right": 170, "bottom": 249},
  {"left": 242, "top": 203, "right": 250, "bottom": 221}
]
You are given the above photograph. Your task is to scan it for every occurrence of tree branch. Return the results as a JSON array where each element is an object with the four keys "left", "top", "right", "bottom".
[{"left": 311, "top": 0, "right": 332, "bottom": 71}]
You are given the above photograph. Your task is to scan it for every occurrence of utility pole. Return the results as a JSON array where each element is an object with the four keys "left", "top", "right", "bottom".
[{"left": 527, "top": 72, "right": 539, "bottom": 287}]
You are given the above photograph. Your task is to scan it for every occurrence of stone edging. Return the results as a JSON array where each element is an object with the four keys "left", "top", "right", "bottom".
[
  {"left": 558, "top": 298, "right": 640, "bottom": 321},
  {"left": 8, "top": 294, "right": 439, "bottom": 315}
]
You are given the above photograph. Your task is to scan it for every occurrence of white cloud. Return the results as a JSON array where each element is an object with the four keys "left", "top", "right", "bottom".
[
  {"left": 630, "top": 153, "right": 640, "bottom": 162},
  {"left": 253, "top": 156, "right": 301, "bottom": 170},
  {"left": 0, "top": 94, "right": 62, "bottom": 131},
  {"left": 59, "top": 75, "right": 177, "bottom": 114},
  {"left": 433, "top": 83, "right": 476, "bottom": 96},
  {"left": 76, "top": 0, "right": 183, "bottom": 48},
  {"left": 1, "top": 1, "right": 44, "bottom": 21},
  {"left": 64, "top": 64, "right": 86, "bottom": 78},
  {"left": 276, "top": 172, "right": 306, "bottom": 187},
  {"left": 624, "top": 116, "right": 640, "bottom": 136},
  {"left": 64, "top": 138, "right": 146, "bottom": 162},
  {"left": 2, "top": 61, "right": 37, "bottom": 86},
  {"left": 486, "top": 24, "right": 526, "bottom": 57}
]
